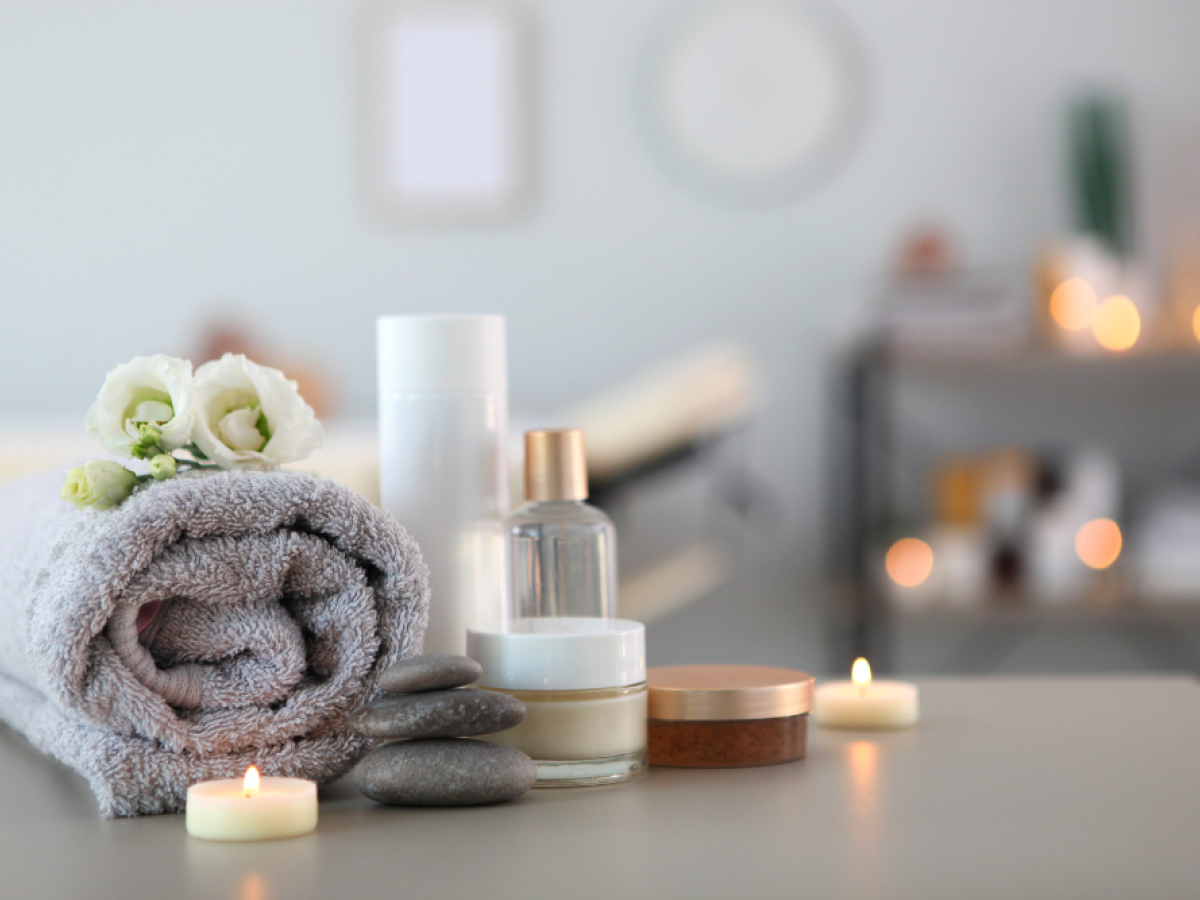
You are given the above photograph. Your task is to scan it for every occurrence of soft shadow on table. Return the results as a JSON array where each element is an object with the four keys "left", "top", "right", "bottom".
[
  {"left": 315, "top": 785, "right": 559, "bottom": 835},
  {"left": 0, "top": 723, "right": 97, "bottom": 819},
  {"left": 315, "top": 769, "right": 676, "bottom": 835}
]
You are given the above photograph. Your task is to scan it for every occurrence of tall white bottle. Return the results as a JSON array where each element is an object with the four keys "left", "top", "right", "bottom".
[{"left": 377, "top": 314, "right": 510, "bottom": 655}]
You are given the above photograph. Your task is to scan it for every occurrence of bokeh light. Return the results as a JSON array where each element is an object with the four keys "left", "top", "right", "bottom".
[
  {"left": 240, "top": 873, "right": 266, "bottom": 900},
  {"left": 1050, "top": 278, "right": 1097, "bottom": 330},
  {"left": 1191, "top": 304, "right": 1200, "bottom": 344},
  {"left": 1093, "top": 295, "right": 1140, "bottom": 351},
  {"left": 1075, "top": 518, "right": 1122, "bottom": 570},
  {"left": 885, "top": 538, "right": 934, "bottom": 587}
]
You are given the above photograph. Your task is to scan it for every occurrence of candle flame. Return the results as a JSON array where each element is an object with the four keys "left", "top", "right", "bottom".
[
  {"left": 243, "top": 766, "right": 260, "bottom": 798},
  {"left": 852, "top": 657, "right": 872, "bottom": 687}
]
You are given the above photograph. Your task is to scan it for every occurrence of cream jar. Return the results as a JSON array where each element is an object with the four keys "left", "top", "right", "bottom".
[
  {"left": 467, "top": 618, "right": 647, "bottom": 786},
  {"left": 647, "top": 665, "right": 814, "bottom": 768}
]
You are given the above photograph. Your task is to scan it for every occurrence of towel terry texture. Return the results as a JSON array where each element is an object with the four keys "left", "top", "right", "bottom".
[{"left": 0, "top": 467, "right": 429, "bottom": 817}]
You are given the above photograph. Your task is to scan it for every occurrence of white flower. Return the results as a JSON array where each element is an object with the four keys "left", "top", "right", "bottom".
[
  {"left": 60, "top": 461, "right": 138, "bottom": 510},
  {"left": 192, "top": 354, "right": 323, "bottom": 470},
  {"left": 85, "top": 356, "right": 196, "bottom": 456}
]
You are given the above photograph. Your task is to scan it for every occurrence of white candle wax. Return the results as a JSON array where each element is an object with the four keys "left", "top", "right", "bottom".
[
  {"left": 814, "top": 659, "right": 919, "bottom": 730},
  {"left": 186, "top": 769, "right": 317, "bottom": 842}
]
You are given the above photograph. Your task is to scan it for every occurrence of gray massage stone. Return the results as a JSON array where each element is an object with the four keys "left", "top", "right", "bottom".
[
  {"left": 354, "top": 739, "right": 537, "bottom": 806},
  {"left": 379, "top": 654, "right": 483, "bottom": 694},
  {"left": 349, "top": 688, "right": 526, "bottom": 739}
]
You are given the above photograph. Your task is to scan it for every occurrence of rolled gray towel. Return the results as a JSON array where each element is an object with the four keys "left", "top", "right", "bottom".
[{"left": 0, "top": 467, "right": 429, "bottom": 817}]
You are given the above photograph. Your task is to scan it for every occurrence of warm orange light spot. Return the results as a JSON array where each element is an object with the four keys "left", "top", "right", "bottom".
[
  {"left": 1093, "top": 295, "right": 1140, "bottom": 351},
  {"left": 1076, "top": 519, "right": 1122, "bottom": 570},
  {"left": 846, "top": 740, "right": 880, "bottom": 820},
  {"left": 243, "top": 766, "right": 260, "bottom": 798},
  {"left": 1050, "top": 278, "right": 1097, "bottom": 330},
  {"left": 1192, "top": 305, "right": 1200, "bottom": 344},
  {"left": 885, "top": 538, "right": 934, "bottom": 587},
  {"left": 847, "top": 740, "right": 879, "bottom": 778},
  {"left": 240, "top": 873, "right": 266, "bottom": 900}
]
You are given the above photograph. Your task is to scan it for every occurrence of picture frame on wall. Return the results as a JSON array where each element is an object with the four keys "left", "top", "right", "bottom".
[{"left": 359, "top": 1, "right": 537, "bottom": 225}]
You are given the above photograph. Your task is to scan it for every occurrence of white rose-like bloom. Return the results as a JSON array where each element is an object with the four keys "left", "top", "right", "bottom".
[
  {"left": 85, "top": 355, "right": 196, "bottom": 456},
  {"left": 192, "top": 354, "right": 323, "bottom": 470}
]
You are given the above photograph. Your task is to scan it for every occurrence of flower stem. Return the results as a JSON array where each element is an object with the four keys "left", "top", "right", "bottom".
[{"left": 174, "top": 458, "right": 221, "bottom": 471}]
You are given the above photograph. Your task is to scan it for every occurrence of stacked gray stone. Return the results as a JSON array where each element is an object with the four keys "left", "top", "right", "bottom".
[{"left": 349, "top": 654, "right": 537, "bottom": 806}]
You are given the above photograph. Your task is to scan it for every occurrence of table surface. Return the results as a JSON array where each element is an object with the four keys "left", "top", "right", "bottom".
[{"left": 2, "top": 676, "right": 1199, "bottom": 900}]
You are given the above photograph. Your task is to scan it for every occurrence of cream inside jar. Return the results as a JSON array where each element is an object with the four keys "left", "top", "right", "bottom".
[{"left": 468, "top": 618, "right": 647, "bottom": 786}]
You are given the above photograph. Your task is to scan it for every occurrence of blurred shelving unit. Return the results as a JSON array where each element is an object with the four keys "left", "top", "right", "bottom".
[{"left": 827, "top": 338, "right": 1200, "bottom": 676}]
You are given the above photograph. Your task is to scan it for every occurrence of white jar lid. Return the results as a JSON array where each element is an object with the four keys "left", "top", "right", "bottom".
[
  {"left": 467, "top": 618, "right": 646, "bottom": 691},
  {"left": 377, "top": 314, "right": 507, "bottom": 395}
]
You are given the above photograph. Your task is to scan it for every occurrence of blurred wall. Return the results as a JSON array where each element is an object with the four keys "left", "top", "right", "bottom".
[{"left": 3, "top": 0, "right": 1200, "bottom": 590}]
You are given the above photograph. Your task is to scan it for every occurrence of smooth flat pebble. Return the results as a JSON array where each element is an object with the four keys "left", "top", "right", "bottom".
[
  {"left": 349, "top": 688, "right": 525, "bottom": 739},
  {"left": 354, "top": 739, "right": 537, "bottom": 806},
  {"left": 379, "top": 654, "right": 483, "bottom": 694}
]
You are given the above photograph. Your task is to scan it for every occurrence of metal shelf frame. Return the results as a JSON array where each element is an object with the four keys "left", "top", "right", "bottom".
[{"left": 827, "top": 338, "right": 1200, "bottom": 676}]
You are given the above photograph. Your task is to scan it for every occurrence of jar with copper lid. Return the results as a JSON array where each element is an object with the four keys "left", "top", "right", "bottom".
[{"left": 647, "top": 665, "right": 814, "bottom": 768}]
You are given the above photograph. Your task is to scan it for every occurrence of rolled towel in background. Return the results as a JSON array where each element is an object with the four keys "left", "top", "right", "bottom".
[{"left": 0, "top": 467, "right": 428, "bottom": 817}]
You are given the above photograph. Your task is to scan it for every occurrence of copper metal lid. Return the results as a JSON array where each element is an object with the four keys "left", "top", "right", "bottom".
[
  {"left": 525, "top": 429, "right": 588, "bottom": 502},
  {"left": 647, "top": 665, "right": 814, "bottom": 721}
]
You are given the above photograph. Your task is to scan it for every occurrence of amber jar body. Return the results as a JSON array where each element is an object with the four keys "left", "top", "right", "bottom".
[
  {"left": 646, "top": 665, "right": 814, "bottom": 768},
  {"left": 648, "top": 713, "right": 808, "bottom": 768}
]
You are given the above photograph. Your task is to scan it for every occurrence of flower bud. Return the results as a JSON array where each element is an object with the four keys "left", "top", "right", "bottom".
[
  {"left": 149, "top": 454, "right": 177, "bottom": 481},
  {"left": 130, "top": 423, "right": 164, "bottom": 460},
  {"left": 60, "top": 461, "right": 138, "bottom": 510}
]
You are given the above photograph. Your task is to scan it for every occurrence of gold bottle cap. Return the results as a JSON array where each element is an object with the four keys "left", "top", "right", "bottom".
[
  {"left": 525, "top": 429, "right": 589, "bottom": 502},
  {"left": 647, "top": 665, "right": 814, "bottom": 721}
]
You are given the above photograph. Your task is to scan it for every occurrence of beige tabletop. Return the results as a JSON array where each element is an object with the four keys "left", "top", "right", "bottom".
[{"left": 2, "top": 677, "right": 1199, "bottom": 900}]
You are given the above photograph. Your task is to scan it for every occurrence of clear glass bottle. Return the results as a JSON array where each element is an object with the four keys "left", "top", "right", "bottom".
[{"left": 508, "top": 430, "right": 618, "bottom": 620}]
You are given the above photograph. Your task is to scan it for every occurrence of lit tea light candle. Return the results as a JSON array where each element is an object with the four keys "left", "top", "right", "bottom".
[
  {"left": 186, "top": 766, "right": 317, "bottom": 842},
  {"left": 814, "top": 659, "right": 919, "bottom": 729}
]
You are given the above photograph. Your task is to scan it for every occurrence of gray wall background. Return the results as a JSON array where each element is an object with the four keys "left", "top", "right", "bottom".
[{"left": 3, "top": 0, "right": 1200, "bottom": 667}]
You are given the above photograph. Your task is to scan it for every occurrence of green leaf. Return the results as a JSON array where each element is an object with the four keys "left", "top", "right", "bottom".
[{"left": 255, "top": 410, "right": 271, "bottom": 445}]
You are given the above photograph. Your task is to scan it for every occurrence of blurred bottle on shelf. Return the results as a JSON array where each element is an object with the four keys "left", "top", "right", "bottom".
[
  {"left": 883, "top": 446, "right": 1125, "bottom": 612},
  {"left": 928, "top": 456, "right": 989, "bottom": 609},
  {"left": 1133, "top": 489, "right": 1200, "bottom": 603},
  {"left": 1026, "top": 448, "right": 1122, "bottom": 606},
  {"left": 1161, "top": 227, "right": 1200, "bottom": 350}
]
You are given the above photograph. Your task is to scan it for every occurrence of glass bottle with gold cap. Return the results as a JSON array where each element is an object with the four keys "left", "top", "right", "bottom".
[{"left": 508, "top": 429, "right": 618, "bottom": 619}]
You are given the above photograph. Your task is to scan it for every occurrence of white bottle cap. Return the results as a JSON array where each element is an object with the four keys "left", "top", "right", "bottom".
[
  {"left": 467, "top": 618, "right": 646, "bottom": 691},
  {"left": 377, "top": 314, "right": 507, "bottom": 395}
]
